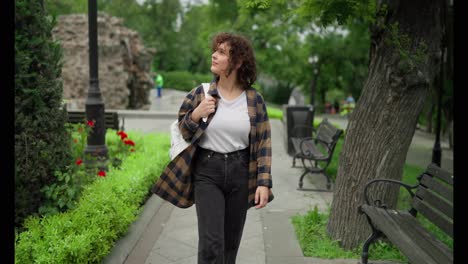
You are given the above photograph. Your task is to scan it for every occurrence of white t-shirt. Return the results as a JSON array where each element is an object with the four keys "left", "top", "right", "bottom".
[{"left": 199, "top": 90, "right": 250, "bottom": 153}]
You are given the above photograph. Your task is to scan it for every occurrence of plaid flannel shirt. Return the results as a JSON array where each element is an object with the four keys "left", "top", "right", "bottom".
[{"left": 151, "top": 82, "right": 273, "bottom": 208}]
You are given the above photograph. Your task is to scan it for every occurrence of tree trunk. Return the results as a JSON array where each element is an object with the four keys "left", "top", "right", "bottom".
[{"left": 326, "top": 0, "right": 445, "bottom": 249}]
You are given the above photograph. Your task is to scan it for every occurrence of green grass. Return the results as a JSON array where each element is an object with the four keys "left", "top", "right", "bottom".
[
  {"left": 325, "top": 135, "right": 344, "bottom": 181},
  {"left": 267, "top": 106, "right": 283, "bottom": 120},
  {"left": 291, "top": 207, "right": 406, "bottom": 262}
]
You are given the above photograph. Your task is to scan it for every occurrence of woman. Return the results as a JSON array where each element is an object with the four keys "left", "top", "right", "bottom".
[{"left": 152, "top": 32, "right": 273, "bottom": 264}]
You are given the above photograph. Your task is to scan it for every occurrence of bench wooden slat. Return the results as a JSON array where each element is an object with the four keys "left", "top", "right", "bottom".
[
  {"left": 316, "top": 122, "right": 337, "bottom": 145},
  {"left": 411, "top": 198, "right": 453, "bottom": 238},
  {"left": 419, "top": 174, "right": 453, "bottom": 203},
  {"left": 361, "top": 205, "right": 453, "bottom": 264},
  {"left": 360, "top": 164, "right": 453, "bottom": 264},
  {"left": 68, "top": 114, "right": 117, "bottom": 119},
  {"left": 397, "top": 213, "right": 453, "bottom": 264},
  {"left": 415, "top": 187, "right": 453, "bottom": 219},
  {"left": 426, "top": 163, "right": 453, "bottom": 185},
  {"left": 67, "top": 111, "right": 121, "bottom": 131}
]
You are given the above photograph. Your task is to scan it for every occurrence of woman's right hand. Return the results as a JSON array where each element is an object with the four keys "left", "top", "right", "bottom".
[{"left": 191, "top": 95, "right": 217, "bottom": 122}]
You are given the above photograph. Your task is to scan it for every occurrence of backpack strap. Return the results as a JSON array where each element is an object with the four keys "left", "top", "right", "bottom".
[
  {"left": 202, "top": 82, "right": 210, "bottom": 95},
  {"left": 201, "top": 83, "right": 210, "bottom": 122}
]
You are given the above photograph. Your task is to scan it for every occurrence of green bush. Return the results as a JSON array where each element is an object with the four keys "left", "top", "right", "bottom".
[
  {"left": 38, "top": 125, "right": 139, "bottom": 217},
  {"left": 15, "top": 0, "right": 72, "bottom": 228},
  {"left": 15, "top": 131, "right": 171, "bottom": 263},
  {"left": 159, "top": 71, "right": 213, "bottom": 92}
]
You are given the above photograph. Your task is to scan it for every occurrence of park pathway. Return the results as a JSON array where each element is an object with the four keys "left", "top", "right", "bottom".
[{"left": 103, "top": 88, "right": 452, "bottom": 264}]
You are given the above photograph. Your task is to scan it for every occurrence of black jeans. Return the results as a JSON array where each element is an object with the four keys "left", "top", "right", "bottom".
[{"left": 193, "top": 147, "right": 250, "bottom": 264}]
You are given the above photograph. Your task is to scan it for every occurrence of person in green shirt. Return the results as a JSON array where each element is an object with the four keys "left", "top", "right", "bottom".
[{"left": 155, "top": 73, "right": 164, "bottom": 98}]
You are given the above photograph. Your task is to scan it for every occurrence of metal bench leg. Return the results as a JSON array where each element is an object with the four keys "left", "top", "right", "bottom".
[
  {"left": 292, "top": 156, "right": 304, "bottom": 168},
  {"left": 322, "top": 171, "right": 332, "bottom": 190},
  {"left": 298, "top": 169, "right": 310, "bottom": 189},
  {"left": 360, "top": 229, "right": 382, "bottom": 264}
]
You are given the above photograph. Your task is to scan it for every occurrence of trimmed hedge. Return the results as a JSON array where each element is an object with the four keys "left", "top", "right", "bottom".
[
  {"left": 15, "top": 0, "right": 72, "bottom": 228},
  {"left": 15, "top": 131, "right": 170, "bottom": 263}
]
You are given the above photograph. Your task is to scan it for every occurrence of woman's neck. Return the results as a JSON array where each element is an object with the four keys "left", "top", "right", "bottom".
[{"left": 217, "top": 74, "right": 241, "bottom": 92}]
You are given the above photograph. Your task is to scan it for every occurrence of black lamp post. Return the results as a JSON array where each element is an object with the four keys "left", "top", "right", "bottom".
[
  {"left": 432, "top": 48, "right": 445, "bottom": 167},
  {"left": 84, "top": 0, "right": 108, "bottom": 169},
  {"left": 432, "top": 1, "right": 449, "bottom": 167},
  {"left": 432, "top": 76, "right": 442, "bottom": 167},
  {"left": 308, "top": 55, "right": 319, "bottom": 107}
]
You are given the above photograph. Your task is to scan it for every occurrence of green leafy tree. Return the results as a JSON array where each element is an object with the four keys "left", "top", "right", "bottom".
[
  {"left": 235, "top": 1, "right": 310, "bottom": 104},
  {"left": 209, "top": 0, "right": 239, "bottom": 24},
  {"left": 177, "top": 4, "right": 214, "bottom": 74},
  {"left": 236, "top": 0, "right": 369, "bottom": 106},
  {"left": 44, "top": 0, "right": 369, "bottom": 108},
  {"left": 15, "top": 0, "right": 72, "bottom": 228},
  {"left": 297, "top": 20, "right": 369, "bottom": 109},
  {"left": 99, "top": 0, "right": 149, "bottom": 31},
  {"left": 44, "top": 0, "right": 88, "bottom": 16},
  {"left": 140, "top": 0, "right": 184, "bottom": 71}
]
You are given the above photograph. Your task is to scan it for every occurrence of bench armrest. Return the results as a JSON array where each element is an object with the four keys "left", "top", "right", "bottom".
[
  {"left": 362, "top": 179, "right": 418, "bottom": 209},
  {"left": 299, "top": 137, "right": 330, "bottom": 157}
]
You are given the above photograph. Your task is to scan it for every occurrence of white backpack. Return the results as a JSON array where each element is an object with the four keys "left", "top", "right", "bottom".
[{"left": 169, "top": 83, "right": 210, "bottom": 160}]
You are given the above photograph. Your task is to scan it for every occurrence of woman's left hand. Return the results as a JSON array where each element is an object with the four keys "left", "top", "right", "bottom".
[{"left": 254, "top": 186, "right": 269, "bottom": 209}]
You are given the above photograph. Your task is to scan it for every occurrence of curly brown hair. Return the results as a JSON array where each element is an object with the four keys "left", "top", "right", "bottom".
[{"left": 211, "top": 32, "right": 257, "bottom": 89}]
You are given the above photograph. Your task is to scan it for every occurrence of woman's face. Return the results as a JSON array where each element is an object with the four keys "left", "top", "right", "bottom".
[{"left": 211, "top": 42, "right": 231, "bottom": 76}]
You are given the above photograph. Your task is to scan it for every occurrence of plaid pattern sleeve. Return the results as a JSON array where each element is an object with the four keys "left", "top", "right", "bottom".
[
  {"left": 255, "top": 93, "right": 273, "bottom": 188},
  {"left": 179, "top": 85, "right": 203, "bottom": 141}
]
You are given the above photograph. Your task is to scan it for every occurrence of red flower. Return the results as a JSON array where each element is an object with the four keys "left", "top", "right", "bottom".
[
  {"left": 75, "top": 159, "right": 83, "bottom": 165},
  {"left": 130, "top": 148, "right": 135, "bottom": 152},
  {"left": 117, "top": 131, "right": 128, "bottom": 140},
  {"left": 124, "top": 139, "right": 135, "bottom": 146},
  {"left": 87, "top": 120, "right": 95, "bottom": 127},
  {"left": 97, "top": 170, "right": 106, "bottom": 177}
]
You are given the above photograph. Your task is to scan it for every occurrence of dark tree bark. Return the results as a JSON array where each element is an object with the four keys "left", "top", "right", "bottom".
[{"left": 326, "top": 0, "right": 446, "bottom": 249}]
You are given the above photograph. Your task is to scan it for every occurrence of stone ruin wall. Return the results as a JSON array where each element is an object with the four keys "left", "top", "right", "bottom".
[{"left": 52, "top": 13, "right": 156, "bottom": 110}]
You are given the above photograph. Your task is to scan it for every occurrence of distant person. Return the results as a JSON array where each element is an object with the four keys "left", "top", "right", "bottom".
[
  {"left": 342, "top": 94, "right": 356, "bottom": 116},
  {"left": 155, "top": 73, "right": 164, "bottom": 98},
  {"left": 345, "top": 93, "right": 355, "bottom": 104}
]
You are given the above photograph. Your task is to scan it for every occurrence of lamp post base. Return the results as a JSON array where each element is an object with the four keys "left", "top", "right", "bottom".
[
  {"left": 432, "top": 143, "right": 442, "bottom": 167},
  {"left": 84, "top": 144, "right": 109, "bottom": 172}
]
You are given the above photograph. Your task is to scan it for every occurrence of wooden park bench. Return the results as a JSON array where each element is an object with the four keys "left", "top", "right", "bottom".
[
  {"left": 358, "top": 163, "right": 453, "bottom": 264},
  {"left": 67, "top": 110, "right": 125, "bottom": 131},
  {"left": 290, "top": 118, "right": 343, "bottom": 191}
]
